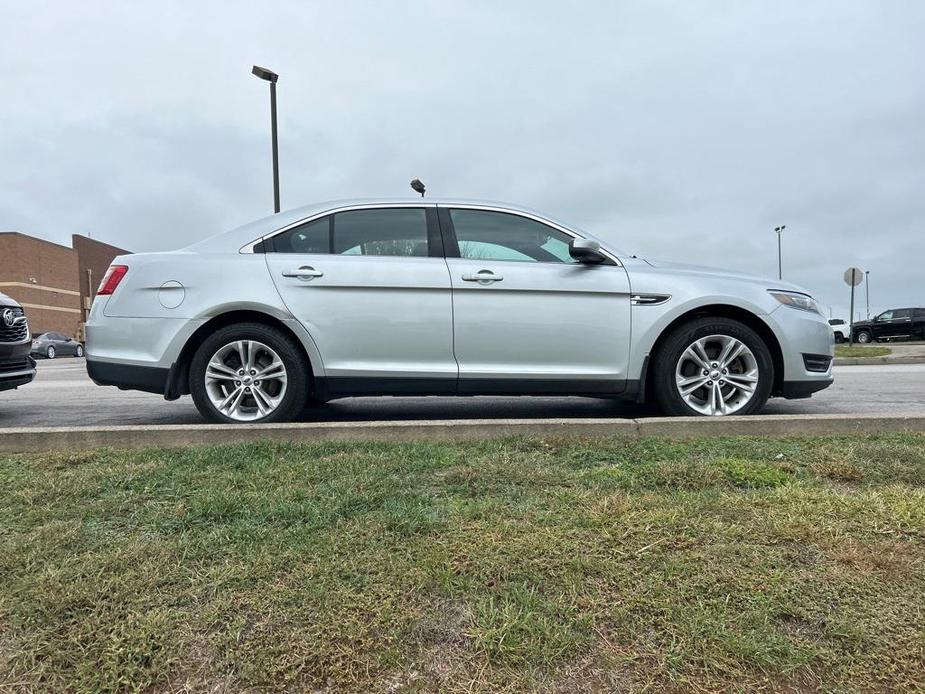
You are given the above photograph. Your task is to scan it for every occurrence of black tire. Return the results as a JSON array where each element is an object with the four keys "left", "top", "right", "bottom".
[
  {"left": 189, "top": 322, "right": 309, "bottom": 424},
  {"left": 46, "top": 346, "right": 56, "bottom": 359},
  {"left": 652, "top": 316, "right": 774, "bottom": 417},
  {"left": 75, "top": 344, "right": 84, "bottom": 357},
  {"left": 855, "top": 330, "right": 872, "bottom": 344}
]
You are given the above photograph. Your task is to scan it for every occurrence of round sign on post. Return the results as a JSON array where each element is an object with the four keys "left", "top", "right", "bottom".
[
  {"left": 844, "top": 267, "right": 864, "bottom": 286},
  {"left": 843, "top": 266, "right": 864, "bottom": 344}
]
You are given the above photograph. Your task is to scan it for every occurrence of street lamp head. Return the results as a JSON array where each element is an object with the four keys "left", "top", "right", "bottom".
[
  {"left": 774, "top": 225, "right": 786, "bottom": 233},
  {"left": 410, "top": 178, "right": 426, "bottom": 197},
  {"left": 251, "top": 65, "right": 279, "bottom": 83}
]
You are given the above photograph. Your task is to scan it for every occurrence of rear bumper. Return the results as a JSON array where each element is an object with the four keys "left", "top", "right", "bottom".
[{"left": 87, "top": 359, "right": 170, "bottom": 395}]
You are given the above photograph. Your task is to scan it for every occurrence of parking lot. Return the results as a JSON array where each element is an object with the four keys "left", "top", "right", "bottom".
[{"left": 2, "top": 358, "right": 924, "bottom": 427}]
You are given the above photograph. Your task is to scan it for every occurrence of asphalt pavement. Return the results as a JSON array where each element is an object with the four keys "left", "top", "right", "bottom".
[{"left": 2, "top": 358, "right": 923, "bottom": 428}]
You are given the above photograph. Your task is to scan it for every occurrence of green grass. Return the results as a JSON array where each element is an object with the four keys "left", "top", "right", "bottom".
[
  {"left": 835, "top": 344, "right": 892, "bottom": 358},
  {"left": 2, "top": 435, "right": 925, "bottom": 692}
]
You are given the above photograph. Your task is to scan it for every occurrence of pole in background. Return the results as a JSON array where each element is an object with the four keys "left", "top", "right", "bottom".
[
  {"left": 865, "top": 270, "right": 870, "bottom": 319},
  {"left": 774, "top": 225, "right": 786, "bottom": 280},
  {"left": 252, "top": 65, "right": 280, "bottom": 213},
  {"left": 843, "top": 267, "right": 863, "bottom": 345}
]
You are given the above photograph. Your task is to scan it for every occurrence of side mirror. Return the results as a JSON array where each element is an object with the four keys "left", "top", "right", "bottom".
[{"left": 569, "top": 238, "right": 605, "bottom": 264}]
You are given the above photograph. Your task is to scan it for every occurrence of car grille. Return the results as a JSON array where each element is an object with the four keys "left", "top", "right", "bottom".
[
  {"left": 0, "top": 358, "right": 30, "bottom": 374},
  {"left": 0, "top": 306, "right": 29, "bottom": 343},
  {"left": 802, "top": 353, "right": 833, "bottom": 373}
]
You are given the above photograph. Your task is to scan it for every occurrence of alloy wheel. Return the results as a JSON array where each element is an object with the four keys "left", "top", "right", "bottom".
[
  {"left": 204, "top": 340, "right": 288, "bottom": 421},
  {"left": 674, "top": 334, "right": 759, "bottom": 416}
]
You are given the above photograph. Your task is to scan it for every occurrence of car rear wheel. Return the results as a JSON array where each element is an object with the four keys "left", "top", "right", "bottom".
[
  {"left": 652, "top": 317, "right": 774, "bottom": 416},
  {"left": 855, "top": 330, "right": 872, "bottom": 344},
  {"left": 189, "top": 323, "right": 309, "bottom": 424},
  {"left": 46, "top": 346, "right": 56, "bottom": 359}
]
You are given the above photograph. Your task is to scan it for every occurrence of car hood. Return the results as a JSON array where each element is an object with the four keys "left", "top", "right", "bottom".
[
  {"left": 851, "top": 319, "right": 874, "bottom": 329},
  {"left": 0, "top": 291, "right": 21, "bottom": 308},
  {"left": 638, "top": 258, "right": 811, "bottom": 295}
]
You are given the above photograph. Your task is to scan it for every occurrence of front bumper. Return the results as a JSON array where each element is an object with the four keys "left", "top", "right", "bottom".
[
  {"left": 0, "top": 339, "right": 36, "bottom": 392},
  {"left": 765, "top": 306, "right": 835, "bottom": 399}
]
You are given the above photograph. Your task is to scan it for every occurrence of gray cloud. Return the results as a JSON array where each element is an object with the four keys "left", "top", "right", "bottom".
[{"left": 1, "top": 0, "right": 923, "bottom": 319}]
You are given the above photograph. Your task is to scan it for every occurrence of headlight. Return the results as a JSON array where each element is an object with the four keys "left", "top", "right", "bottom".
[{"left": 768, "top": 290, "right": 822, "bottom": 314}]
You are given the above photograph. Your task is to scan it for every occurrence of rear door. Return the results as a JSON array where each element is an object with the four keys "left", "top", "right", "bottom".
[
  {"left": 914, "top": 309, "right": 925, "bottom": 339},
  {"left": 263, "top": 205, "right": 457, "bottom": 394},
  {"left": 440, "top": 206, "right": 632, "bottom": 393},
  {"left": 881, "top": 308, "right": 913, "bottom": 339}
]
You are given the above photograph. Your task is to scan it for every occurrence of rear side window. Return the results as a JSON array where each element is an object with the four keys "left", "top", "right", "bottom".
[
  {"left": 272, "top": 216, "right": 331, "bottom": 254},
  {"left": 334, "top": 209, "right": 428, "bottom": 257},
  {"left": 894, "top": 309, "right": 912, "bottom": 319},
  {"left": 268, "top": 209, "right": 429, "bottom": 257},
  {"left": 915, "top": 309, "right": 925, "bottom": 318}
]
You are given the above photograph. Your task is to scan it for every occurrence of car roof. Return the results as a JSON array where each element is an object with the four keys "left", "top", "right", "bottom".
[{"left": 182, "top": 198, "right": 623, "bottom": 255}]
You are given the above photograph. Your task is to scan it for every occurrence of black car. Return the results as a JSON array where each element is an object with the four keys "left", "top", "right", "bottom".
[
  {"left": 0, "top": 292, "right": 36, "bottom": 392},
  {"left": 852, "top": 308, "right": 925, "bottom": 343},
  {"left": 30, "top": 331, "right": 85, "bottom": 359}
]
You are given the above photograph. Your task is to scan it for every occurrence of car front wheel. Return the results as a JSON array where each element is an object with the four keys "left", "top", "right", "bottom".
[
  {"left": 855, "top": 330, "right": 872, "bottom": 344},
  {"left": 189, "top": 323, "right": 309, "bottom": 424},
  {"left": 652, "top": 317, "right": 774, "bottom": 416},
  {"left": 75, "top": 344, "right": 84, "bottom": 357}
]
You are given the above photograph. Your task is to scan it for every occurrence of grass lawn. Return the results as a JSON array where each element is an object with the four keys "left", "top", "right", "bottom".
[
  {"left": 2, "top": 435, "right": 924, "bottom": 692},
  {"left": 835, "top": 344, "right": 892, "bottom": 358}
]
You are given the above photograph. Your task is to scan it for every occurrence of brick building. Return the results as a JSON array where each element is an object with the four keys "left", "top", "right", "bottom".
[{"left": 0, "top": 232, "right": 130, "bottom": 338}]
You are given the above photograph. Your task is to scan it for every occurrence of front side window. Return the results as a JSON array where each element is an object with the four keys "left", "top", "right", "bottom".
[
  {"left": 269, "top": 208, "right": 429, "bottom": 257},
  {"left": 449, "top": 209, "right": 577, "bottom": 264},
  {"left": 879, "top": 311, "right": 894, "bottom": 321}
]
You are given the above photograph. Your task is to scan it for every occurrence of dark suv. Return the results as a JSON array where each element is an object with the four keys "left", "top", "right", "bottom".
[
  {"left": 0, "top": 292, "right": 36, "bottom": 392},
  {"left": 852, "top": 308, "right": 925, "bottom": 343}
]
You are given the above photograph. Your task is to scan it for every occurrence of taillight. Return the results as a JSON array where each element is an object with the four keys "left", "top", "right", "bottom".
[{"left": 97, "top": 265, "right": 129, "bottom": 295}]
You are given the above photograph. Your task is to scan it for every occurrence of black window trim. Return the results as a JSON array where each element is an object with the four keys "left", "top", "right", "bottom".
[
  {"left": 255, "top": 204, "right": 441, "bottom": 259},
  {"left": 437, "top": 204, "right": 618, "bottom": 266}
]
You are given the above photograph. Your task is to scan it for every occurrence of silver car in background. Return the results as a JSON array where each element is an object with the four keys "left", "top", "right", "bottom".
[{"left": 85, "top": 199, "right": 834, "bottom": 422}]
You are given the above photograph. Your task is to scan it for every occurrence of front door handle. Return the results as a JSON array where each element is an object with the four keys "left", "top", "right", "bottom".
[
  {"left": 282, "top": 266, "right": 324, "bottom": 280},
  {"left": 461, "top": 270, "right": 504, "bottom": 284}
]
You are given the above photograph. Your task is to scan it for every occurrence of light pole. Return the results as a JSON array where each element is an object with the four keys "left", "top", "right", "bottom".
[
  {"left": 865, "top": 270, "right": 870, "bottom": 319},
  {"left": 774, "top": 225, "right": 786, "bottom": 280},
  {"left": 252, "top": 65, "right": 280, "bottom": 213}
]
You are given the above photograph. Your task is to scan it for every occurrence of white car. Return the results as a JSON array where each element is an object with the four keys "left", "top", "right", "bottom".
[
  {"left": 86, "top": 199, "right": 834, "bottom": 422},
  {"left": 828, "top": 318, "right": 850, "bottom": 343}
]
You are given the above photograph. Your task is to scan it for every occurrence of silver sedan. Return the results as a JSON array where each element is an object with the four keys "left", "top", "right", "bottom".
[{"left": 85, "top": 199, "right": 834, "bottom": 422}]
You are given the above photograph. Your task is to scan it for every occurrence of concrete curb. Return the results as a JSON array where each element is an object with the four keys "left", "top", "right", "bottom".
[
  {"left": 2, "top": 414, "right": 925, "bottom": 453},
  {"left": 834, "top": 355, "right": 925, "bottom": 366}
]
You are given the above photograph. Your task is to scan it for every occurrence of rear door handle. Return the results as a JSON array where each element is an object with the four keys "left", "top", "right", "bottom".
[
  {"left": 461, "top": 270, "right": 504, "bottom": 283},
  {"left": 282, "top": 266, "right": 324, "bottom": 280}
]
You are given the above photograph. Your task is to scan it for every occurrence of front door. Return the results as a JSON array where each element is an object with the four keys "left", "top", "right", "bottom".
[
  {"left": 264, "top": 206, "right": 457, "bottom": 394},
  {"left": 441, "top": 207, "right": 632, "bottom": 394}
]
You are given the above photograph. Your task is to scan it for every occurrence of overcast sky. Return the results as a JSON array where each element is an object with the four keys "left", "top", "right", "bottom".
[{"left": 2, "top": 1, "right": 923, "bottom": 318}]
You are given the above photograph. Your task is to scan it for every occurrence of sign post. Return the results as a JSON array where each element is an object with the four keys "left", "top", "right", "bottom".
[{"left": 843, "top": 267, "right": 864, "bottom": 345}]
